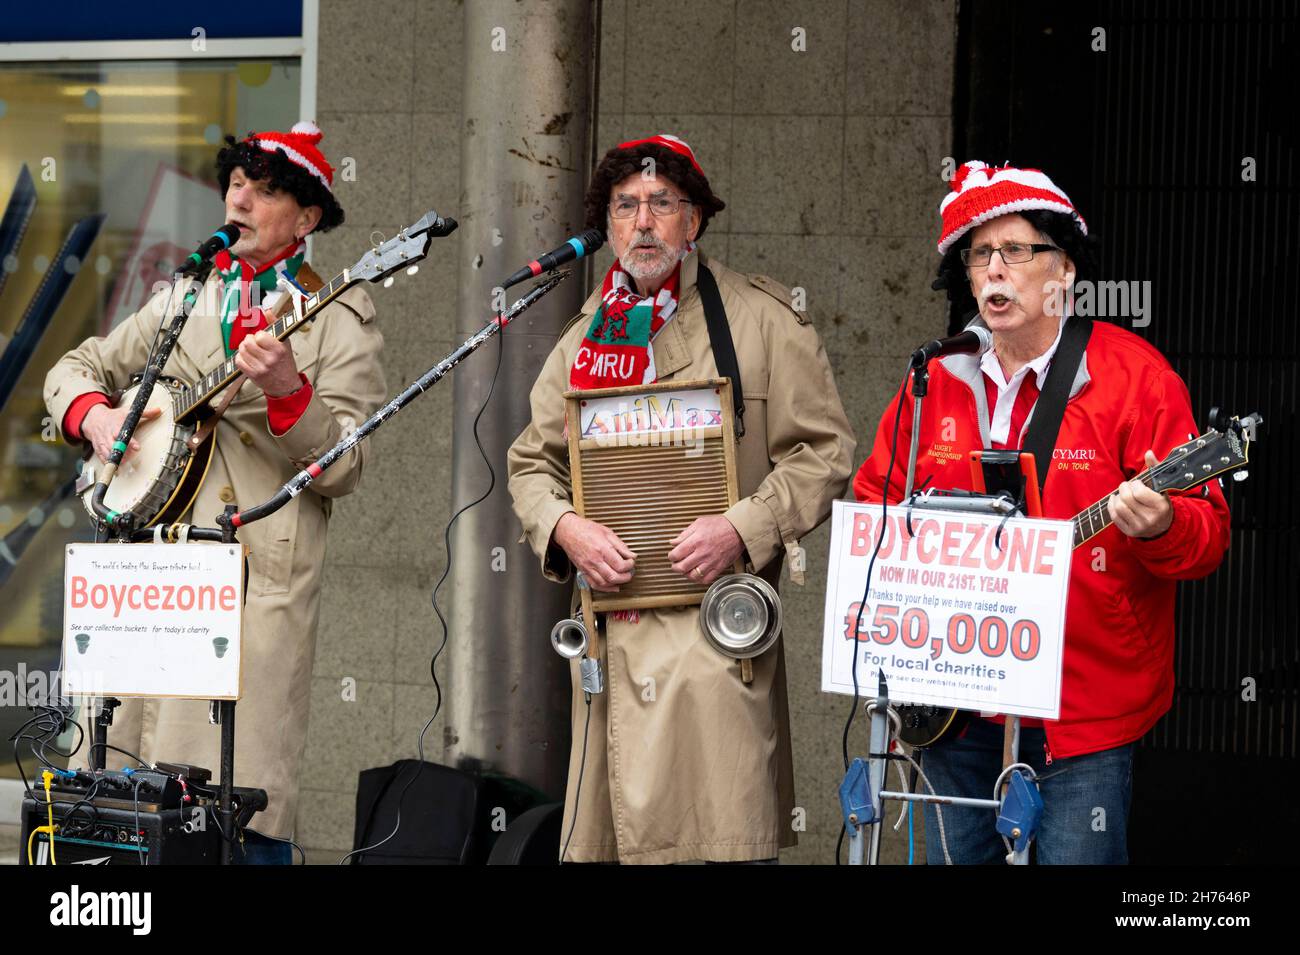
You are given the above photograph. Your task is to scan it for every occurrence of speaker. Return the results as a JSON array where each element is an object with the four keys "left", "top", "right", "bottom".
[
  {"left": 19, "top": 797, "right": 218, "bottom": 865},
  {"left": 351, "top": 760, "right": 556, "bottom": 864}
]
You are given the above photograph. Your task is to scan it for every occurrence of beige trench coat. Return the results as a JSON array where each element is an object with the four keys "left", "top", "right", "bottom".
[
  {"left": 508, "top": 249, "right": 855, "bottom": 863},
  {"left": 44, "top": 269, "right": 385, "bottom": 838}
]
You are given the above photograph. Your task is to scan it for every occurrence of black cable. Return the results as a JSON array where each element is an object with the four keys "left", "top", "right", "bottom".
[
  {"left": 561, "top": 693, "right": 594, "bottom": 863},
  {"left": 58, "top": 779, "right": 103, "bottom": 839},
  {"left": 81, "top": 708, "right": 150, "bottom": 770},
  {"left": 835, "top": 362, "right": 910, "bottom": 863},
  {"left": 88, "top": 741, "right": 150, "bottom": 769},
  {"left": 9, "top": 702, "right": 79, "bottom": 805},
  {"left": 339, "top": 289, "right": 510, "bottom": 865},
  {"left": 133, "top": 777, "right": 146, "bottom": 865}
]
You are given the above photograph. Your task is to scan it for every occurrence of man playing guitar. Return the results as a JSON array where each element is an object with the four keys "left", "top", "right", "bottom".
[
  {"left": 44, "top": 122, "right": 386, "bottom": 863},
  {"left": 853, "top": 162, "right": 1231, "bottom": 864}
]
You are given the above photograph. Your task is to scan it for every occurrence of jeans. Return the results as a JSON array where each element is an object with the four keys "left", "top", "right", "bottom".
[
  {"left": 234, "top": 828, "right": 294, "bottom": 865},
  {"left": 919, "top": 719, "right": 1133, "bottom": 865}
]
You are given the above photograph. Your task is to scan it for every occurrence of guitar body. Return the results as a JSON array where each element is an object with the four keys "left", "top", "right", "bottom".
[
  {"left": 898, "top": 704, "right": 972, "bottom": 749},
  {"left": 78, "top": 377, "right": 216, "bottom": 527}
]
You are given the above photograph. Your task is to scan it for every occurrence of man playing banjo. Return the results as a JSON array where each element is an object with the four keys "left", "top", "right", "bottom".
[{"left": 44, "top": 122, "right": 386, "bottom": 863}]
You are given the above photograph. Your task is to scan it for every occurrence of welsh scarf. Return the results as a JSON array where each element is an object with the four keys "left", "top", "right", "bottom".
[
  {"left": 214, "top": 240, "right": 305, "bottom": 357},
  {"left": 568, "top": 255, "right": 683, "bottom": 390}
]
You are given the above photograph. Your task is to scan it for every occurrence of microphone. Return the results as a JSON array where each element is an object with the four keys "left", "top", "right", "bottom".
[
  {"left": 175, "top": 224, "right": 241, "bottom": 276},
  {"left": 502, "top": 229, "right": 605, "bottom": 289},
  {"left": 910, "top": 324, "right": 993, "bottom": 367}
]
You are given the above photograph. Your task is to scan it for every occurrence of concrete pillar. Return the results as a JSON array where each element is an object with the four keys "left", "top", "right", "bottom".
[{"left": 445, "top": 0, "right": 594, "bottom": 799}]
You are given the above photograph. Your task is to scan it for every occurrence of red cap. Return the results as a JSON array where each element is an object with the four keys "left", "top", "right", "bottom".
[
  {"left": 616, "top": 134, "right": 705, "bottom": 177},
  {"left": 245, "top": 121, "right": 335, "bottom": 192},
  {"left": 937, "top": 161, "right": 1085, "bottom": 255}
]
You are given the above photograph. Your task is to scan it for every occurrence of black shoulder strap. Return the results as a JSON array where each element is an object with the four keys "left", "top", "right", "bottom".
[
  {"left": 696, "top": 264, "right": 745, "bottom": 437},
  {"left": 1022, "top": 316, "right": 1093, "bottom": 495}
]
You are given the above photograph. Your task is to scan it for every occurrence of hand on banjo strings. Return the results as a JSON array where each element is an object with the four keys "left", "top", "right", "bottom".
[
  {"left": 554, "top": 512, "right": 636, "bottom": 591},
  {"left": 81, "top": 403, "right": 162, "bottom": 463},
  {"left": 668, "top": 515, "right": 744, "bottom": 587},
  {"left": 235, "top": 330, "right": 303, "bottom": 398}
]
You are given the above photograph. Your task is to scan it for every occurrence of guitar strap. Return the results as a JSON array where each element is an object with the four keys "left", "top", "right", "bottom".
[
  {"left": 1020, "top": 315, "right": 1093, "bottom": 498},
  {"left": 696, "top": 264, "right": 745, "bottom": 437},
  {"left": 187, "top": 262, "right": 326, "bottom": 450}
]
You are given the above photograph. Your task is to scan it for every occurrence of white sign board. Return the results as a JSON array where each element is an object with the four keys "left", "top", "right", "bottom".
[
  {"left": 62, "top": 543, "right": 244, "bottom": 700},
  {"left": 577, "top": 386, "right": 723, "bottom": 444},
  {"left": 821, "top": 501, "right": 1070, "bottom": 719}
]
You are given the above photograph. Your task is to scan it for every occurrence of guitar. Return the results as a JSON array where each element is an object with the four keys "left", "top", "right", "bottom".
[
  {"left": 76, "top": 211, "right": 452, "bottom": 527},
  {"left": 895, "top": 410, "right": 1262, "bottom": 748}
]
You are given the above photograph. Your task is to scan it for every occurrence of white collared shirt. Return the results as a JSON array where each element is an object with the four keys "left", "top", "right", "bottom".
[{"left": 979, "top": 316, "right": 1067, "bottom": 445}]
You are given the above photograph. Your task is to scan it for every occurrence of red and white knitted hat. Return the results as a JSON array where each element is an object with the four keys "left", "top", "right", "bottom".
[
  {"left": 245, "top": 121, "right": 335, "bottom": 192},
  {"left": 616, "top": 133, "right": 705, "bottom": 176},
  {"left": 937, "top": 161, "right": 1086, "bottom": 255}
]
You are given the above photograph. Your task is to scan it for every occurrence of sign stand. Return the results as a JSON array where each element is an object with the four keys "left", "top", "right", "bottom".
[
  {"left": 843, "top": 492, "right": 1045, "bottom": 866},
  {"left": 89, "top": 697, "right": 118, "bottom": 773},
  {"left": 215, "top": 504, "right": 238, "bottom": 865},
  {"left": 71, "top": 506, "right": 247, "bottom": 865}
]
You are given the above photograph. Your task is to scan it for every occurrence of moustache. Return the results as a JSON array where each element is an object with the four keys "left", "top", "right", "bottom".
[
  {"left": 980, "top": 282, "right": 1020, "bottom": 306},
  {"left": 628, "top": 230, "right": 668, "bottom": 253}
]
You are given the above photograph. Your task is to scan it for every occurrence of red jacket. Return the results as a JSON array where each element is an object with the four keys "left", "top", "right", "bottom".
[{"left": 853, "top": 321, "right": 1231, "bottom": 758}]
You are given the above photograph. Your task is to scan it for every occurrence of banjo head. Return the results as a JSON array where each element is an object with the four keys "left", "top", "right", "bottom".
[{"left": 80, "top": 380, "right": 192, "bottom": 522}]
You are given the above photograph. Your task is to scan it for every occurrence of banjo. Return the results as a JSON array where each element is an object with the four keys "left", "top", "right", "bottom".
[{"left": 76, "top": 211, "right": 450, "bottom": 527}]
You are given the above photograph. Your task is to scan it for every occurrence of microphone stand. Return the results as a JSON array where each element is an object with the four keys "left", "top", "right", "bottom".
[
  {"left": 87, "top": 264, "right": 214, "bottom": 537},
  {"left": 219, "top": 270, "right": 572, "bottom": 533},
  {"left": 902, "top": 354, "right": 930, "bottom": 502}
]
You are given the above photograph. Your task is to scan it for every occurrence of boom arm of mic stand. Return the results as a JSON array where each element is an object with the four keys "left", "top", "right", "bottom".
[
  {"left": 220, "top": 270, "right": 573, "bottom": 533},
  {"left": 88, "top": 266, "right": 213, "bottom": 533}
]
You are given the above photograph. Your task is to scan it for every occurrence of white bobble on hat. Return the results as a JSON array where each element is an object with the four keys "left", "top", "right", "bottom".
[{"left": 290, "top": 120, "right": 323, "bottom": 142}]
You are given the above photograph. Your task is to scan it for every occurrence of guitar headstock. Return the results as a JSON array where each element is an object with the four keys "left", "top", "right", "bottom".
[
  {"left": 1147, "top": 412, "right": 1262, "bottom": 494},
  {"left": 349, "top": 209, "right": 458, "bottom": 285}
]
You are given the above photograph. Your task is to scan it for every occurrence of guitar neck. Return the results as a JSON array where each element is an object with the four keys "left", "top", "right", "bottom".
[
  {"left": 1072, "top": 468, "right": 1156, "bottom": 549},
  {"left": 174, "top": 268, "right": 353, "bottom": 419}
]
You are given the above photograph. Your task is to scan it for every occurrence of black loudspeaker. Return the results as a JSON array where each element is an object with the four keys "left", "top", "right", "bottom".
[
  {"left": 19, "top": 798, "right": 218, "bottom": 865},
  {"left": 351, "top": 761, "right": 480, "bottom": 864},
  {"left": 486, "top": 803, "right": 563, "bottom": 865},
  {"left": 351, "top": 760, "right": 555, "bottom": 865}
]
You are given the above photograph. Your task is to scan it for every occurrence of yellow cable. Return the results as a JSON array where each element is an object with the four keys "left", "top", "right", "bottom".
[{"left": 31, "top": 770, "right": 58, "bottom": 865}]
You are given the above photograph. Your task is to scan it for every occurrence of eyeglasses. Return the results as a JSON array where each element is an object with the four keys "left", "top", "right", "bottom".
[
  {"left": 960, "top": 242, "right": 1061, "bottom": 267},
  {"left": 609, "top": 196, "right": 692, "bottom": 219}
]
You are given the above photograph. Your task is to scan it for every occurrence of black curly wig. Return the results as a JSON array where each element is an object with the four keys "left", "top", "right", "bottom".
[
  {"left": 215, "top": 134, "right": 344, "bottom": 234},
  {"left": 932, "top": 208, "right": 1099, "bottom": 330},
  {"left": 584, "top": 142, "right": 725, "bottom": 240}
]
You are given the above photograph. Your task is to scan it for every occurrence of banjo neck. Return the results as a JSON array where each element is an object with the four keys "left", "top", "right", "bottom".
[{"left": 172, "top": 267, "right": 356, "bottom": 422}]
